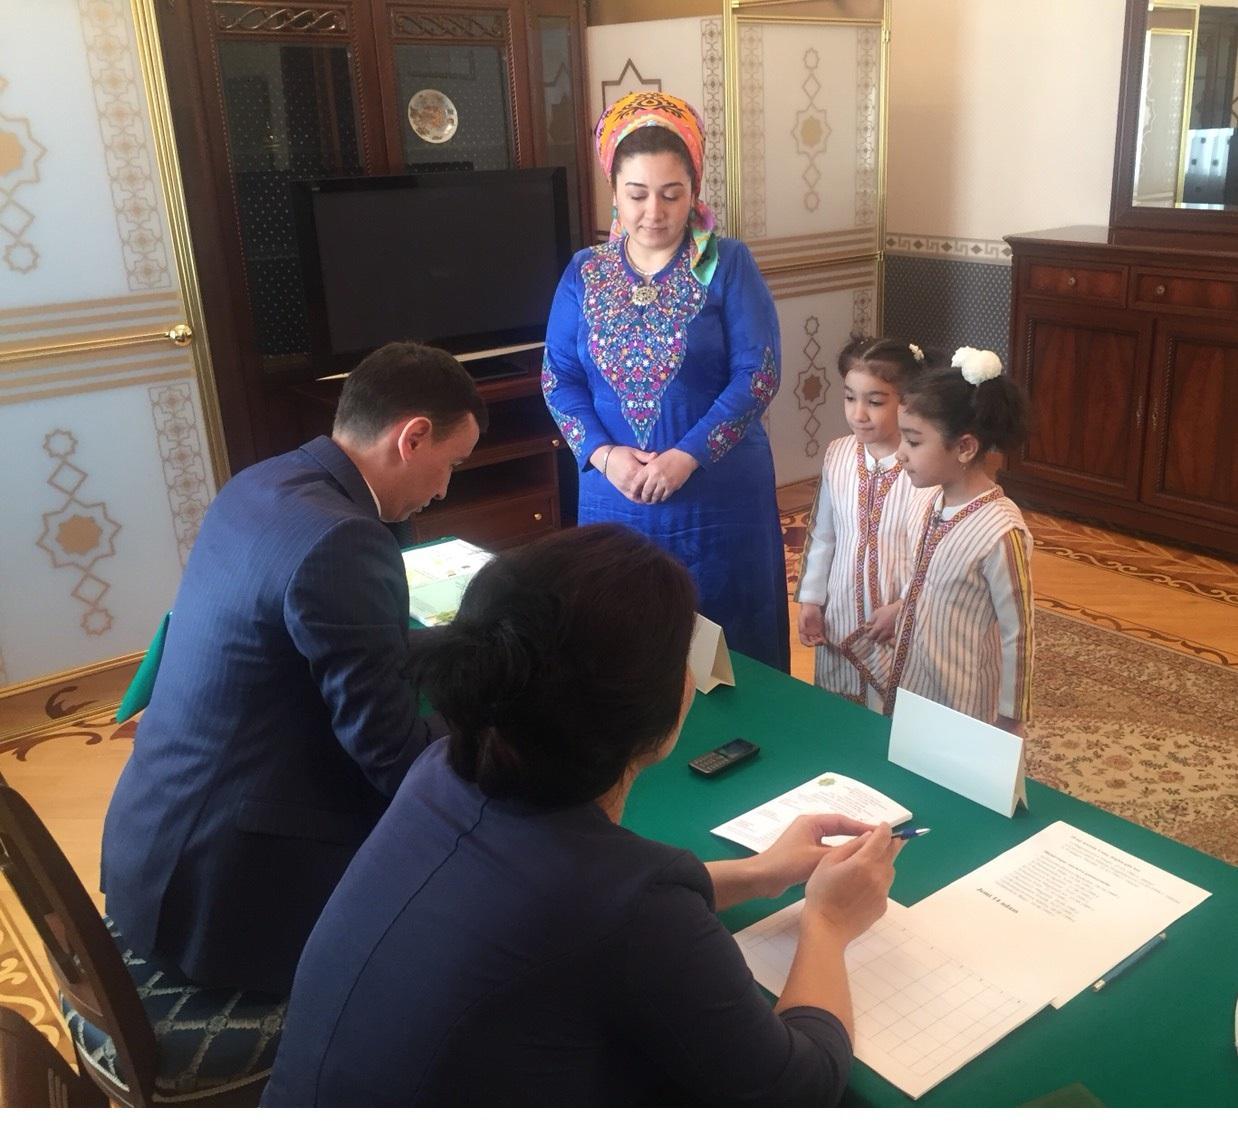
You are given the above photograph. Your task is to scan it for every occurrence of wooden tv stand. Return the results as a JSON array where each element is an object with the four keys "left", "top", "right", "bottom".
[{"left": 289, "top": 347, "right": 566, "bottom": 549}]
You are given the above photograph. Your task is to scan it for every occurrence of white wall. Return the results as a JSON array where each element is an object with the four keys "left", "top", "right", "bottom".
[{"left": 886, "top": 0, "right": 1127, "bottom": 244}]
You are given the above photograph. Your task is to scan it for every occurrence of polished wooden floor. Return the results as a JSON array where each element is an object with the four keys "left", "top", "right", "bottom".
[{"left": 779, "top": 481, "right": 1238, "bottom": 683}]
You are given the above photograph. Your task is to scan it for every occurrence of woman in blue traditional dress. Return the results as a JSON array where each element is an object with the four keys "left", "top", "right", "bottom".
[{"left": 541, "top": 91, "right": 789, "bottom": 671}]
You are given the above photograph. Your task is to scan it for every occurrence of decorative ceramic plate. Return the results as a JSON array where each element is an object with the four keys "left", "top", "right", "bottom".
[{"left": 407, "top": 89, "right": 459, "bottom": 144}]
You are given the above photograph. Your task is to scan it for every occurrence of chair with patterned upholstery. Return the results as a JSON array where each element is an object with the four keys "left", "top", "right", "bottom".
[
  {"left": 0, "top": 784, "right": 285, "bottom": 1106},
  {"left": 0, "top": 1006, "right": 107, "bottom": 1107}
]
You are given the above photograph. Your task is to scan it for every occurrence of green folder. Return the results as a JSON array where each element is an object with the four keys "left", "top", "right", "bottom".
[{"left": 115, "top": 611, "right": 170, "bottom": 723}]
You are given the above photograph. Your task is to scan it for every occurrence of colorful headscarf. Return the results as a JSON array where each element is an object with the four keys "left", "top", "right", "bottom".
[{"left": 594, "top": 90, "right": 719, "bottom": 287}]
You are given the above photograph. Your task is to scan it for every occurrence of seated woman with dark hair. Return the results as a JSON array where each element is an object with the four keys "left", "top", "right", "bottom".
[{"left": 262, "top": 524, "right": 899, "bottom": 1106}]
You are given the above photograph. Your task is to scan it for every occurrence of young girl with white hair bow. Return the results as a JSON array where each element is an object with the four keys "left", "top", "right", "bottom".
[{"left": 884, "top": 348, "right": 1035, "bottom": 735}]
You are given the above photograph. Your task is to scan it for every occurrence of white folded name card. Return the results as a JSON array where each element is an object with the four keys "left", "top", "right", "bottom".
[
  {"left": 887, "top": 688, "right": 1027, "bottom": 817},
  {"left": 689, "top": 613, "right": 734, "bottom": 694}
]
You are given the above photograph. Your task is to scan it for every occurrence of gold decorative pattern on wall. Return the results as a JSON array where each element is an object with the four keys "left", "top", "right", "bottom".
[
  {"left": 0, "top": 344, "right": 195, "bottom": 407},
  {"left": 212, "top": 3, "right": 350, "bottom": 34},
  {"left": 78, "top": 0, "right": 172, "bottom": 292},
  {"left": 884, "top": 232, "right": 1012, "bottom": 265},
  {"left": 149, "top": 382, "right": 211, "bottom": 566},
  {"left": 36, "top": 430, "right": 122, "bottom": 638},
  {"left": 852, "top": 285, "right": 874, "bottom": 336},
  {"left": 765, "top": 258, "right": 875, "bottom": 301},
  {"left": 854, "top": 26, "right": 878, "bottom": 229},
  {"left": 599, "top": 58, "right": 660, "bottom": 113},
  {"left": 795, "top": 315, "right": 829, "bottom": 458},
  {"left": 748, "top": 226, "right": 875, "bottom": 271},
  {"left": 738, "top": 23, "right": 765, "bottom": 237},
  {"left": 0, "top": 290, "right": 182, "bottom": 354},
  {"left": 792, "top": 48, "right": 830, "bottom": 212},
  {"left": 700, "top": 17, "right": 727, "bottom": 235},
  {"left": 0, "top": 75, "right": 47, "bottom": 276}
]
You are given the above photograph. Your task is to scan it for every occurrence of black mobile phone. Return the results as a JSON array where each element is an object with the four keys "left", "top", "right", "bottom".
[{"left": 688, "top": 738, "right": 760, "bottom": 776}]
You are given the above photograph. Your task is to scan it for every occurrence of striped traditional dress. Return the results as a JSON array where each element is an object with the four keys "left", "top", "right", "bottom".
[
  {"left": 885, "top": 486, "right": 1034, "bottom": 725},
  {"left": 797, "top": 436, "right": 935, "bottom": 710}
]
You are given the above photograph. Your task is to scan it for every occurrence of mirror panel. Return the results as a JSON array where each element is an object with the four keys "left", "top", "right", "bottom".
[{"left": 1130, "top": 2, "right": 1238, "bottom": 213}]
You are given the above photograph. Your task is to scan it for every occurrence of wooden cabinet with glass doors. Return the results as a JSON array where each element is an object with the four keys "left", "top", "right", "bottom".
[{"left": 156, "top": 0, "right": 592, "bottom": 546}]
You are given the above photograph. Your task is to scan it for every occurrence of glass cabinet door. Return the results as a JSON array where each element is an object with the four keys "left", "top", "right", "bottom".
[
  {"left": 529, "top": 2, "right": 590, "bottom": 248},
  {"left": 375, "top": 4, "right": 525, "bottom": 174},
  {"left": 395, "top": 40, "right": 514, "bottom": 171},
  {"left": 216, "top": 40, "right": 365, "bottom": 357}
]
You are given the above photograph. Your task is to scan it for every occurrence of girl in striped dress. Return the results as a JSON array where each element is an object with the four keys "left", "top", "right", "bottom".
[
  {"left": 796, "top": 338, "right": 940, "bottom": 711},
  {"left": 886, "top": 348, "right": 1033, "bottom": 734}
]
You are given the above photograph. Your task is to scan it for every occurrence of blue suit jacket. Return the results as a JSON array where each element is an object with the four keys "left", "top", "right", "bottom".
[{"left": 102, "top": 436, "right": 433, "bottom": 994}]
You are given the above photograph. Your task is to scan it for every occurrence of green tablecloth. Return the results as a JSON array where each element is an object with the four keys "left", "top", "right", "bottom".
[{"left": 624, "top": 652, "right": 1238, "bottom": 1107}]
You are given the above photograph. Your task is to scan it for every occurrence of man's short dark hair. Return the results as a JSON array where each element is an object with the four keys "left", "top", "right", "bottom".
[{"left": 333, "top": 342, "right": 488, "bottom": 443}]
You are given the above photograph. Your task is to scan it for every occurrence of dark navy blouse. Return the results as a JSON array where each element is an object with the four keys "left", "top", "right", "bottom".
[{"left": 263, "top": 738, "right": 851, "bottom": 1105}]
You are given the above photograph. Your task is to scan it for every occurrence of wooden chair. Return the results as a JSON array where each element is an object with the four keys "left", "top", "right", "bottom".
[
  {"left": 0, "top": 1006, "right": 107, "bottom": 1107},
  {"left": 0, "top": 784, "right": 284, "bottom": 1106}
]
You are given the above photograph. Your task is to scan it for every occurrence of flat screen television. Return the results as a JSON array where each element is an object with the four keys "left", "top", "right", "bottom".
[{"left": 292, "top": 167, "right": 571, "bottom": 376}]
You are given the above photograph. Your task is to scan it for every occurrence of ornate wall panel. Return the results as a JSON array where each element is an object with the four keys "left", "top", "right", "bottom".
[
  {"left": 738, "top": 20, "right": 880, "bottom": 264},
  {"left": 765, "top": 262, "right": 879, "bottom": 486},
  {"left": 0, "top": 1, "right": 220, "bottom": 694},
  {"left": 731, "top": 14, "right": 883, "bottom": 486}
]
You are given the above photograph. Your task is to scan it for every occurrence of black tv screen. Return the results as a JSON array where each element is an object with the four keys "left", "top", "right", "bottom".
[{"left": 293, "top": 168, "right": 571, "bottom": 373}]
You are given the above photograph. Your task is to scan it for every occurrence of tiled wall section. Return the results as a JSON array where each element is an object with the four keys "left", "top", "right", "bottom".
[{"left": 882, "top": 255, "right": 1012, "bottom": 366}]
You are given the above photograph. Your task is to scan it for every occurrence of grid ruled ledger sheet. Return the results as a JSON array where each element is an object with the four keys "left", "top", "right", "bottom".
[{"left": 735, "top": 900, "right": 1053, "bottom": 1100}]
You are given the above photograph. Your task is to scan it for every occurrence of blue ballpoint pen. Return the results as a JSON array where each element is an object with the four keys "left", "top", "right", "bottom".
[
  {"left": 891, "top": 825, "right": 931, "bottom": 841},
  {"left": 1091, "top": 931, "right": 1167, "bottom": 991}
]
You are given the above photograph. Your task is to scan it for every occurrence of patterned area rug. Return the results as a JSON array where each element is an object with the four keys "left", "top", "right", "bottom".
[
  {"left": 780, "top": 505, "right": 1238, "bottom": 866},
  {"left": 1029, "top": 609, "right": 1237, "bottom": 864}
]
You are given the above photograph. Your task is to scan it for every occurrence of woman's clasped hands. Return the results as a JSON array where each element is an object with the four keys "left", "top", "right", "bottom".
[
  {"left": 713, "top": 814, "right": 899, "bottom": 930},
  {"left": 755, "top": 815, "right": 899, "bottom": 927},
  {"left": 592, "top": 444, "right": 699, "bottom": 504}
]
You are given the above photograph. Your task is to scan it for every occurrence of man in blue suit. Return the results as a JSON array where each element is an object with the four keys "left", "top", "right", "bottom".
[{"left": 102, "top": 342, "right": 485, "bottom": 995}]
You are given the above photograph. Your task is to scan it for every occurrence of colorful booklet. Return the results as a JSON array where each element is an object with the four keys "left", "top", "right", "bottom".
[
  {"left": 711, "top": 772, "right": 913, "bottom": 850},
  {"left": 401, "top": 538, "right": 493, "bottom": 626}
]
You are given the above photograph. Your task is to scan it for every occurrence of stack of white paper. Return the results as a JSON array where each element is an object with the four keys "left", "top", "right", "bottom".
[
  {"left": 711, "top": 772, "right": 912, "bottom": 850},
  {"left": 732, "top": 821, "right": 1211, "bottom": 1098},
  {"left": 910, "top": 821, "right": 1211, "bottom": 1007}
]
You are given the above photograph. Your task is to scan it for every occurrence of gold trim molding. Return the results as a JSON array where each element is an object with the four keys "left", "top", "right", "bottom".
[
  {"left": 0, "top": 326, "right": 193, "bottom": 367},
  {"left": 132, "top": 0, "right": 230, "bottom": 489}
]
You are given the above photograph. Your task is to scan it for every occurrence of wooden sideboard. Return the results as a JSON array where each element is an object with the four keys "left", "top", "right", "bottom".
[{"left": 1003, "top": 225, "right": 1238, "bottom": 558}]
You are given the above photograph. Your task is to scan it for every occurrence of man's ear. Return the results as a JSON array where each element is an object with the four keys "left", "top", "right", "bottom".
[{"left": 395, "top": 416, "right": 433, "bottom": 460}]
